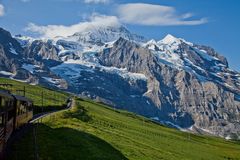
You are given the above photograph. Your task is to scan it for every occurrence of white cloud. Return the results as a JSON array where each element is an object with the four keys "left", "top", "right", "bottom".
[
  {"left": 20, "top": 0, "right": 31, "bottom": 2},
  {"left": 24, "top": 3, "right": 208, "bottom": 38},
  {"left": 25, "top": 14, "right": 120, "bottom": 38},
  {"left": 84, "top": 0, "right": 110, "bottom": 4},
  {"left": 0, "top": 4, "right": 4, "bottom": 16},
  {"left": 20, "top": 0, "right": 110, "bottom": 3},
  {"left": 117, "top": 3, "right": 207, "bottom": 26}
]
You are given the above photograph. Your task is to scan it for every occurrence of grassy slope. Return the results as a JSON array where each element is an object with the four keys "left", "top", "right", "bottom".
[
  {"left": 9, "top": 98, "right": 240, "bottom": 160},
  {"left": 0, "top": 78, "right": 69, "bottom": 112}
]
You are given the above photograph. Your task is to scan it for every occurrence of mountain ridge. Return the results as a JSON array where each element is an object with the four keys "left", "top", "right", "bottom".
[{"left": 0, "top": 26, "right": 240, "bottom": 139}]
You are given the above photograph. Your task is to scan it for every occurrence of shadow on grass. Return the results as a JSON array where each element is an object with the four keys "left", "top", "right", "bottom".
[{"left": 9, "top": 124, "right": 128, "bottom": 160}]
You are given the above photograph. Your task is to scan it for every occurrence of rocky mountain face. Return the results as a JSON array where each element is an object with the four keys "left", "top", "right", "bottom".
[
  {"left": 97, "top": 37, "right": 240, "bottom": 138},
  {"left": 0, "top": 26, "right": 239, "bottom": 139},
  {"left": 0, "top": 28, "right": 22, "bottom": 74}
]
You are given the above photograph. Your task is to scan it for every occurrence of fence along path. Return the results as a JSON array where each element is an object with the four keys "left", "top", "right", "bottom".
[
  {"left": 30, "top": 98, "right": 74, "bottom": 160},
  {"left": 5, "top": 97, "right": 74, "bottom": 160}
]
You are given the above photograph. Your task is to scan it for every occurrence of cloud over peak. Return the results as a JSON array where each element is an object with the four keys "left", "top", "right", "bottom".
[
  {"left": 24, "top": 2, "right": 208, "bottom": 39},
  {"left": 117, "top": 3, "right": 207, "bottom": 26},
  {"left": 0, "top": 4, "right": 5, "bottom": 16},
  {"left": 25, "top": 14, "right": 120, "bottom": 38}
]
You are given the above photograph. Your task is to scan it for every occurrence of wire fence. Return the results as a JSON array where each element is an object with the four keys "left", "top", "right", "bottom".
[
  {"left": 0, "top": 83, "right": 71, "bottom": 160},
  {"left": 0, "top": 84, "right": 68, "bottom": 114},
  {"left": 31, "top": 99, "right": 71, "bottom": 160}
]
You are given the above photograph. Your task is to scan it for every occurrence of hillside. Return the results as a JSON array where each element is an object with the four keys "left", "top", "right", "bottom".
[
  {"left": 1, "top": 26, "right": 240, "bottom": 138},
  {"left": 0, "top": 77, "right": 69, "bottom": 113},
  {"left": 9, "top": 98, "right": 240, "bottom": 160}
]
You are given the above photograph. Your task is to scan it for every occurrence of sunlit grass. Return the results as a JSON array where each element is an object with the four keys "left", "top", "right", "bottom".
[
  {"left": 9, "top": 98, "right": 240, "bottom": 160},
  {"left": 0, "top": 77, "right": 69, "bottom": 113}
]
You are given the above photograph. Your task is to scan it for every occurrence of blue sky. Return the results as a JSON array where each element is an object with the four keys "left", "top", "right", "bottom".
[{"left": 0, "top": 0, "right": 239, "bottom": 71}]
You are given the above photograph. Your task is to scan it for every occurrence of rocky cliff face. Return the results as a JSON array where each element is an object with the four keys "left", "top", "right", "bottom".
[
  {"left": 0, "top": 27, "right": 239, "bottom": 139},
  {"left": 97, "top": 37, "right": 240, "bottom": 138},
  {"left": 0, "top": 28, "right": 67, "bottom": 87}
]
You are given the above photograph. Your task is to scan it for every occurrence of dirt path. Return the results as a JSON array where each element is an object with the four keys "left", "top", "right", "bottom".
[{"left": 30, "top": 98, "right": 74, "bottom": 123}]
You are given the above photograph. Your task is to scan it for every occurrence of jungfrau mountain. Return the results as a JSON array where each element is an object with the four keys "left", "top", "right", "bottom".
[{"left": 0, "top": 23, "right": 240, "bottom": 139}]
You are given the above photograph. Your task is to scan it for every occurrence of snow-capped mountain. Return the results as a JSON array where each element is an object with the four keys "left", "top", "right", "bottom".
[
  {"left": 67, "top": 25, "right": 146, "bottom": 44},
  {"left": 0, "top": 26, "right": 240, "bottom": 139},
  {"left": 144, "top": 34, "right": 239, "bottom": 93}
]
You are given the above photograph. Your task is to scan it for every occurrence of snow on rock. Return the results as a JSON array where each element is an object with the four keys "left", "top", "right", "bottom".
[
  {"left": 210, "top": 72, "right": 223, "bottom": 79},
  {"left": 10, "top": 77, "right": 28, "bottom": 83},
  {"left": 158, "top": 34, "right": 193, "bottom": 46},
  {"left": 183, "top": 57, "right": 205, "bottom": 72},
  {"left": 42, "top": 77, "right": 65, "bottom": 88},
  {"left": 100, "top": 66, "right": 147, "bottom": 81},
  {"left": 146, "top": 39, "right": 157, "bottom": 45},
  {"left": 9, "top": 43, "right": 19, "bottom": 55},
  {"left": 42, "top": 77, "right": 58, "bottom": 84},
  {"left": 143, "top": 39, "right": 158, "bottom": 50},
  {"left": 9, "top": 48, "right": 18, "bottom": 55},
  {"left": 159, "top": 34, "right": 181, "bottom": 45},
  {"left": 184, "top": 66, "right": 207, "bottom": 82},
  {"left": 52, "top": 58, "right": 147, "bottom": 83},
  {"left": 145, "top": 35, "right": 185, "bottom": 70},
  {"left": 142, "top": 34, "right": 232, "bottom": 84},
  {"left": 151, "top": 118, "right": 189, "bottom": 132},
  {"left": 194, "top": 48, "right": 219, "bottom": 61},
  {"left": 146, "top": 100, "right": 150, "bottom": 105},
  {"left": 153, "top": 50, "right": 183, "bottom": 69},
  {"left": 160, "top": 121, "right": 185, "bottom": 131},
  {"left": 50, "top": 59, "right": 95, "bottom": 84},
  {"left": 51, "top": 63, "right": 88, "bottom": 79},
  {"left": 151, "top": 117, "right": 160, "bottom": 121},
  {"left": 67, "top": 25, "right": 146, "bottom": 45},
  {"left": 199, "top": 128, "right": 216, "bottom": 135},
  {"left": 225, "top": 135, "right": 232, "bottom": 140},
  {"left": 0, "top": 71, "right": 14, "bottom": 76},
  {"left": 144, "top": 36, "right": 210, "bottom": 82},
  {"left": 22, "top": 64, "right": 39, "bottom": 74},
  {"left": 223, "top": 82, "right": 234, "bottom": 89},
  {"left": 52, "top": 49, "right": 147, "bottom": 83},
  {"left": 56, "top": 39, "right": 83, "bottom": 52},
  {"left": 14, "top": 35, "right": 35, "bottom": 47},
  {"left": 188, "top": 126, "right": 194, "bottom": 131}
]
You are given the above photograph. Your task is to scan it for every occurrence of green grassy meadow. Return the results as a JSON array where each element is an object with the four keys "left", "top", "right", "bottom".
[
  {"left": 0, "top": 78, "right": 69, "bottom": 113},
  {"left": 9, "top": 98, "right": 240, "bottom": 160}
]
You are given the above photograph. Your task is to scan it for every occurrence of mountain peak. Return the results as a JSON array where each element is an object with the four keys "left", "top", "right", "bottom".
[
  {"left": 160, "top": 34, "right": 180, "bottom": 44},
  {"left": 146, "top": 39, "right": 157, "bottom": 45},
  {"left": 164, "top": 34, "right": 177, "bottom": 40},
  {"left": 66, "top": 25, "right": 146, "bottom": 44},
  {"left": 158, "top": 34, "right": 194, "bottom": 47}
]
